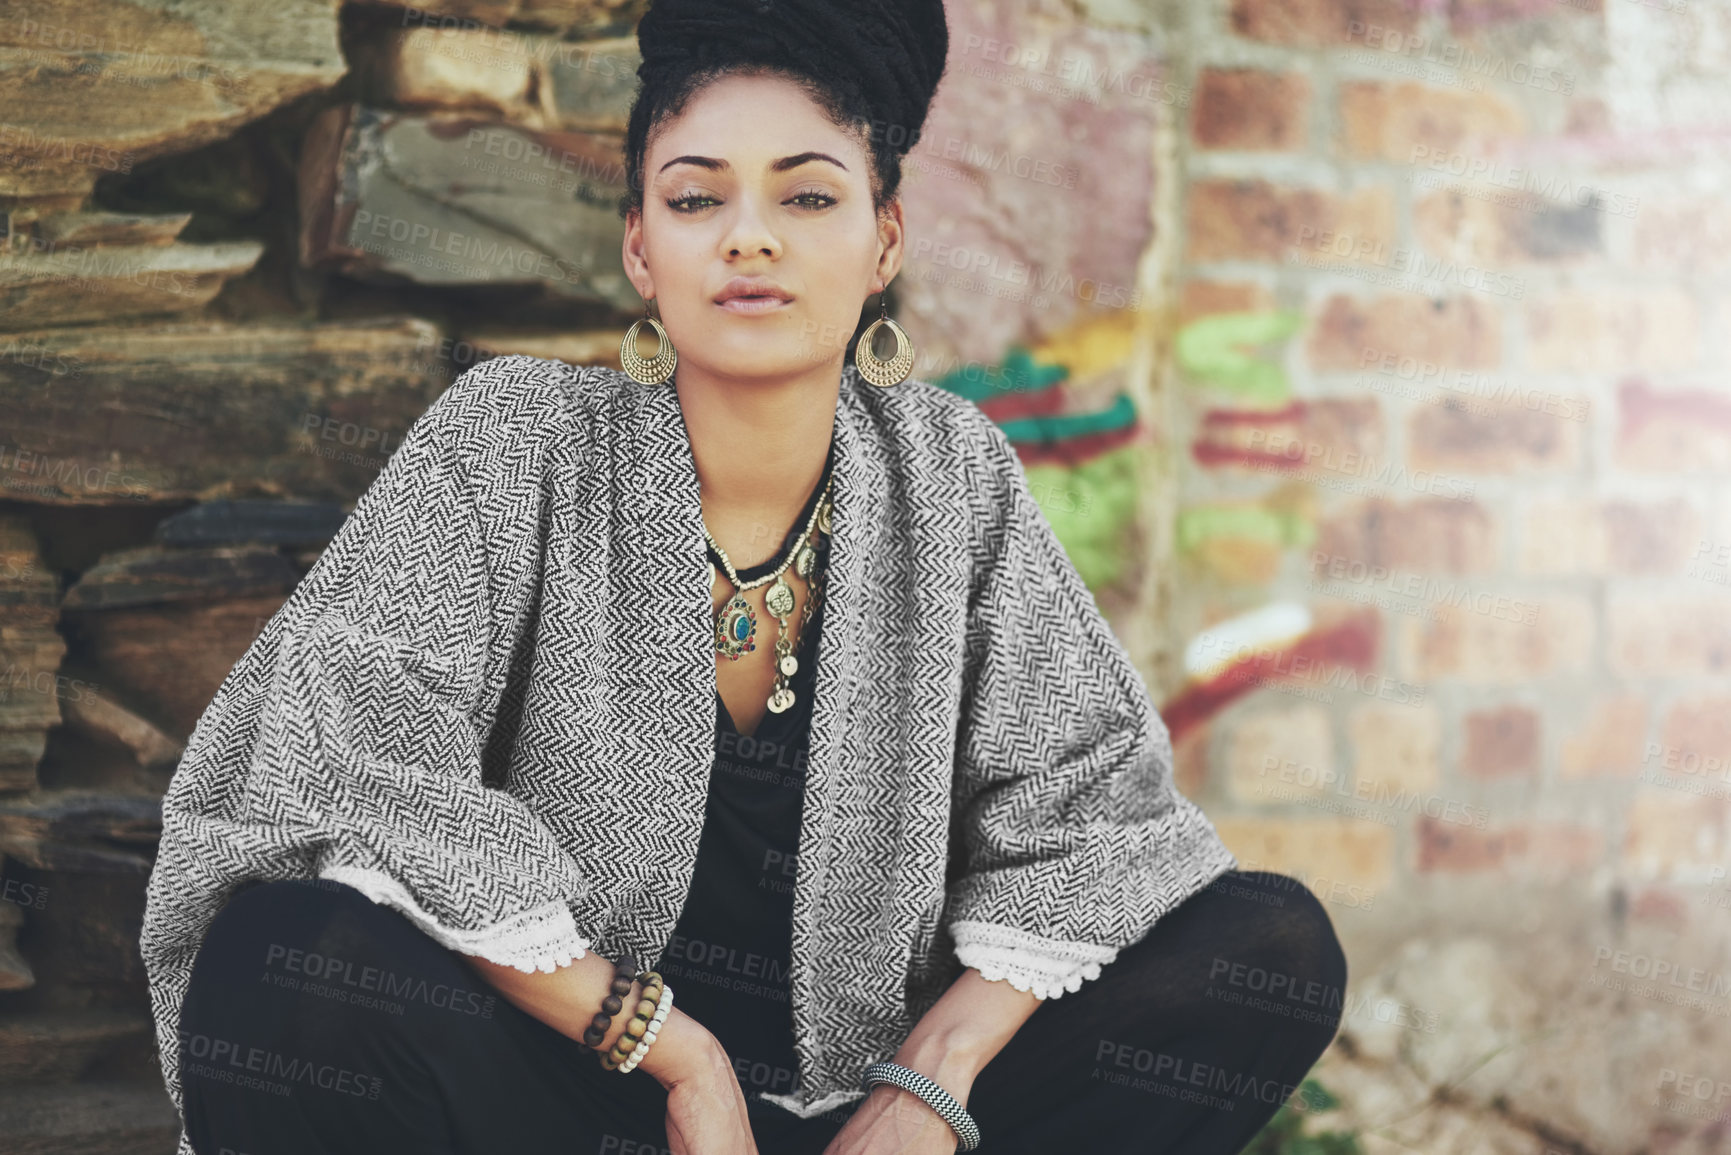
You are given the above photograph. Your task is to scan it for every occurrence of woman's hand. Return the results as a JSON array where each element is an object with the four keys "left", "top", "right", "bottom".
[
  {"left": 821, "top": 1082, "right": 967, "bottom": 1155},
  {"left": 637, "top": 1007, "right": 759, "bottom": 1155}
]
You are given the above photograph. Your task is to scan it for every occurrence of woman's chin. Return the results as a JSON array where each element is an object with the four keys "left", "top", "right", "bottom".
[{"left": 687, "top": 344, "right": 843, "bottom": 383}]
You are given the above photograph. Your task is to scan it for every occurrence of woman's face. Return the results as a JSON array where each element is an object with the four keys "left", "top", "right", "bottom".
[{"left": 624, "top": 71, "right": 903, "bottom": 385}]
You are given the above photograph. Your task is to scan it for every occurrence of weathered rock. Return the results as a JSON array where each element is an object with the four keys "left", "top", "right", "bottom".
[
  {"left": 461, "top": 326, "right": 625, "bottom": 367},
  {"left": 61, "top": 546, "right": 300, "bottom": 612},
  {"left": 0, "top": 1080, "right": 179, "bottom": 1154},
  {"left": 298, "top": 105, "right": 635, "bottom": 309},
  {"left": 0, "top": 730, "right": 53, "bottom": 796},
  {"left": 0, "top": 316, "right": 447, "bottom": 504},
  {"left": 0, "top": 0, "right": 346, "bottom": 200},
  {"left": 355, "top": 27, "right": 639, "bottom": 134},
  {"left": 55, "top": 683, "right": 185, "bottom": 773},
  {"left": 0, "top": 894, "right": 32, "bottom": 990},
  {"left": 59, "top": 594, "right": 291, "bottom": 737},
  {"left": 153, "top": 500, "right": 348, "bottom": 548},
  {"left": 0, "top": 1008, "right": 155, "bottom": 1084},
  {"left": 0, "top": 238, "right": 265, "bottom": 331},
  {"left": 28, "top": 211, "right": 192, "bottom": 248},
  {"left": 10, "top": 869, "right": 150, "bottom": 985},
  {"left": 57, "top": 547, "right": 303, "bottom": 741},
  {"left": 1, "top": 515, "right": 68, "bottom": 795},
  {"left": 0, "top": 791, "right": 163, "bottom": 876},
  {"left": 361, "top": 0, "right": 645, "bottom": 32}
]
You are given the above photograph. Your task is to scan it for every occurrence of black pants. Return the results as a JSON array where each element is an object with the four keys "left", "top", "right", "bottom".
[{"left": 178, "top": 870, "right": 1345, "bottom": 1155}]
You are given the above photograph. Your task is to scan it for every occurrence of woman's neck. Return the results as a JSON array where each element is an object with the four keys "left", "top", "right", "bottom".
[{"left": 679, "top": 360, "right": 841, "bottom": 572}]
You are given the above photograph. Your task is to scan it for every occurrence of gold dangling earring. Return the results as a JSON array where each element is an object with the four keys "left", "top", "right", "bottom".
[
  {"left": 621, "top": 298, "right": 677, "bottom": 385},
  {"left": 853, "top": 290, "right": 914, "bottom": 388}
]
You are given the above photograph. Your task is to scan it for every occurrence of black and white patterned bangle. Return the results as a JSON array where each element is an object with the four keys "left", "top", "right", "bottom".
[{"left": 860, "top": 1061, "right": 981, "bottom": 1151}]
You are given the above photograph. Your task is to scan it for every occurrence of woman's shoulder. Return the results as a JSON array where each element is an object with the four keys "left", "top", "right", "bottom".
[
  {"left": 432, "top": 354, "right": 608, "bottom": 440},
  {"left": 850, "top": 369, "right": 1026, "bottom": 499}
]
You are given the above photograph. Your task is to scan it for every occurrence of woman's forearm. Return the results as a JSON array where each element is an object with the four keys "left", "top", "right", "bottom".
[
  {"left": 889, "top": 968, "right": 1043, "bottom": 1104},
  {"left": 460, "top": 949, "right": 717, "bottom": 1085}
]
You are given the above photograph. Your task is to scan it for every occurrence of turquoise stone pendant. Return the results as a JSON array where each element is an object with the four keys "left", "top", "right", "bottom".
[{"left": 714, "top": 590, "right": 758, "bottom": 661}]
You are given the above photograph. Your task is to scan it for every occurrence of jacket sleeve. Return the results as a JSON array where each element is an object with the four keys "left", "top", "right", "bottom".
[
  {"left": 944, "top": 410, "right": 1238, "bottom": 999},
  {"left": 140, "top": 358, "right": 592, "bottom": 1149}
]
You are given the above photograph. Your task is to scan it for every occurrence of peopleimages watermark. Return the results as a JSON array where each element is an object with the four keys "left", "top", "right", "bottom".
[
  {"left": 0, "top": 238, "right": 208, "bottom": 298},
  {"left": 1239, "top": 430, "right": 1477, "bottom": 502},
  {"left": 395, "top": 6, "right": 639, "bottom": 75},
  {"left": 1704, "top": 867, "right": 1731, "bottom": 917},
  {"left": 1289, "top": 225, "right": 1527, "bottom": 301},
  {"left": 262, "top": 940, "right": 497, "bottom": 1019},
  {"left": 1688, "top": 539, "right": 1731, "bottom": 592},
  {"left": 349, "top": 208, "right": 592, "bottom": 284},
  {"left": 658, "top": 933, "right": 790, "bottom": 1004},
  {"left": 0, "top": 336, "right": 85, "bottom": 378},
  {"left": 1307, "top": 551, "right": 1540, "bottom": 628},
  {"left": 1355, "top": 346, "right": 1589, "bottom": 423},
  {"left": 0, "top": 662, "right": 101, "bottom": 705},
  {"left": 1221, "top": 859, "right": 1377, "bottom": 911},
  {"left": 957, "top": 34, "right": 1190, "bottom": 108},
  {"left": 1639, "top": 740, "right": 1731, "bottom": 803},
  {"left": 1255, "top": 755, "right": 1491, "bottom": 830},
  {"left": 177, "top": 1027, "right": 384, "bottom": 1099},
  {"left": 1204, "top": 957, "right": 1343, "bottom": 1026},
  {"left": 2, "top": 876, "right": 49, "bottom": 910},
  {"left": 1346, "top": 22, "right": 1575, "bottom": 93},
  {"left": 1186, "top": 634, "right": 1430, "bottom": 709},
  {"left": 1587, "top": 946, "right": 1731, "bottom": 1017},
  {"left": 907, "top": 238, "right": 1143, "bottom": 311},
  {"left": 299, "top": 412, "right": 409, "bottom": 461},
  {"left": 457, "top": 127, "right": 626, "bottom": 204},
  {"left": 1653, "top": 1066, "right": 1731, "bottom": 1124},
  {"left": 1407, "top": 145, "right": 1640, "bottom": 220},
  {"left": 1093, "top": 1039, "right": 1325, "bottom": 1111},
  {"left": 0, "top": 124, "right": 131, "bottom": 174},
  {"left": 8, "top": 17, "right": 247, "bottom": 92}
]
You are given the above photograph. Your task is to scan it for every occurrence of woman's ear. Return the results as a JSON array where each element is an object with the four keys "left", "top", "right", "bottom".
[
  {"left": 621, "top": 206, "right": 654, "bottom": 298},
  {"left": 873, "top": 197, "right": 906, "bottom": 294}
]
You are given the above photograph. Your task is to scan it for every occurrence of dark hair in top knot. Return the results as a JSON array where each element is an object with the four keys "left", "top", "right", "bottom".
[{"left": 617, "top": 0, "right": 950, "bottom": 220}]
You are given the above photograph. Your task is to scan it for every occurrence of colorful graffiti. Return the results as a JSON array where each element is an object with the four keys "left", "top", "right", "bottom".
[{"left": 931, "top": 343, "right": 1143, "bottom": 592}]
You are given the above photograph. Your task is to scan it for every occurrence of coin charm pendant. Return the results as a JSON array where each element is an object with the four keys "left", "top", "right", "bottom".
[
  {"left": 794, "top": 543, "right": 815, "bottom": 578},
  {"left": 765, "top": 575, "right": 795, "bottom": 618},
  {"left": 714, "top": 591, "right": 757, "bottom": 660},
  {"left": 779, "top": 653, "right": 798, "bottom": 676},
  {"left": 767, "top": 686, "right": 795, "bottom": 714},
  {"left": 817, "top": 499, "right": 832, "bottom": 536}
]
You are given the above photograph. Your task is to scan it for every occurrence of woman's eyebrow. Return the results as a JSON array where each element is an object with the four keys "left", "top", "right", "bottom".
[{"left": 656, "top": 151, "right": 850, "bottom": 176}]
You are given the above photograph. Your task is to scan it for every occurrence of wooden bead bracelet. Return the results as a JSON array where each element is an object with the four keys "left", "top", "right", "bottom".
[
  {"left": 600, "top": 970, "right": 670, "bottom": 1072},
  {"left": 581, "top": 952, "right": 641, "bottom": 1050}
]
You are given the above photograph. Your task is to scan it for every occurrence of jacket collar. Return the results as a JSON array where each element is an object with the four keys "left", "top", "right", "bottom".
[{"left": 610, "top": 362, "right": 875, "bottom": 941}]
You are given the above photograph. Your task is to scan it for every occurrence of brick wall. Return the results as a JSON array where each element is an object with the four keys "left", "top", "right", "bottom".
[{"left": 1158, "top": 0, "right": 1731, "bottom": 1149}]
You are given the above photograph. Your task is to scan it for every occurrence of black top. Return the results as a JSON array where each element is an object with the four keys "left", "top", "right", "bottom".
[{"left": 656, "top": 437, "right": 833, "bottom": 1109}]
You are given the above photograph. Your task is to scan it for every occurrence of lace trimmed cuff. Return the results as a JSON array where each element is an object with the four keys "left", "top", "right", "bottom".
[
  {"left": 318, "top": 864, "right": 589, "bottom": 974},
  {"left": 950, "top": 919, "right": 1121, "bottom": 999}
]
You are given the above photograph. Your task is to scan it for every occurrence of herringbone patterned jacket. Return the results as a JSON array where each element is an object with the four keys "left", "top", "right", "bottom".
[{"left": 140, "top": 355, "right": 1237, "bottom": 1145}]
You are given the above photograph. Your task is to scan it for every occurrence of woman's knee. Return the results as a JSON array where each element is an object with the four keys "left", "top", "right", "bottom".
[
  {"left": 199, "top": 878, "right": 445, "bottom": 993},
  {"left": 1214, "top": 871, "right": 1349, "bottom": 993}
]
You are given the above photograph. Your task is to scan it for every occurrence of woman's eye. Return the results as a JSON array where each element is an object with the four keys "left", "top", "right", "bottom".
[
  {"left": 665, "top": 193, "right": 718, "bottom": 213},
  {"left": 663, "top": 190, "right": 836, "bottom": 212}
]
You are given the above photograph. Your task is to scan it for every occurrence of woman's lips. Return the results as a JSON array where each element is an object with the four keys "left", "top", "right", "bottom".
[{"left": 716, "top": 295, "right": 792, "bottom": 315}]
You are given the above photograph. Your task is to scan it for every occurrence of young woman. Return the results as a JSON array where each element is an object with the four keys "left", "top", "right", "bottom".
[{"left": 142, "top": 0, "right": 1346, "bottom": 1152}]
